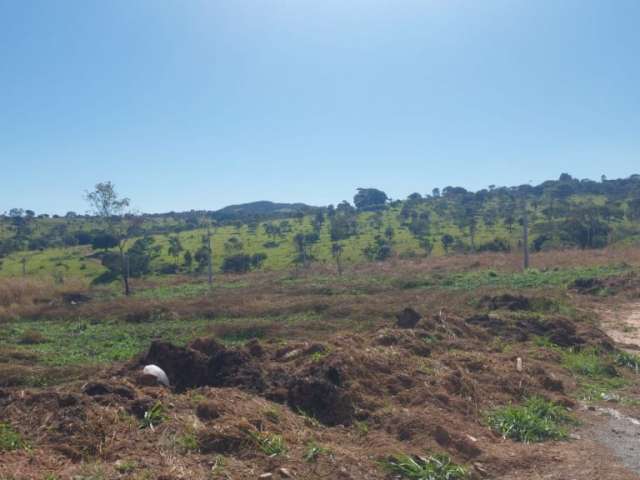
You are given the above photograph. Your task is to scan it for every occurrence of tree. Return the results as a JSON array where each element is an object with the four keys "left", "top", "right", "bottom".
[
  {"left": 354, "top": 188, "right": 388, "bottom": 211},
  {"left": 419, "top": 237, "right": 433, "bottom": 256},
  {"left": 441, "top": 234, "right": 454, "bottom": 254},
  {"left": 183, "top": 250, "right": 193, "bottom": 271},
  {"left": 168, "top": 236, "right": 184, "bottom": 268},
  {"left": 331, "top": 242, "right": 344, "bottom": 275},
  {"left": 363, "top": 235, "right": 392, "bottom": 261},
  {"left": 85, "top": 181, "right": 135, "bottom": 295}
]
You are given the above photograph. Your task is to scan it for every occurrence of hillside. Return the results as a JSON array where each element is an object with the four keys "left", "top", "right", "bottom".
[{"left": 1, "top": 173, "right": 640, "bottom": 285}]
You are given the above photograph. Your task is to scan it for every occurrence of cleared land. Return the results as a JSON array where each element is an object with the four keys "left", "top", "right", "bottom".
[{"left": 2, "top": 247, "right": 640, "bottom": 479}]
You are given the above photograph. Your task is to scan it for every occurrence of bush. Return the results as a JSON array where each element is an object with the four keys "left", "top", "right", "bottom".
[
  {"left": 477, "top": 238, "right": 511, "bottom": 253},
  {"left": 221, "top": 253, "right": 267, "bottom": 273},
  {"left": 488, "top": 397, "right": 573, "bottom": 443},
  {"left": 382, "top": 453, "right": 467, "bottom": 479}
]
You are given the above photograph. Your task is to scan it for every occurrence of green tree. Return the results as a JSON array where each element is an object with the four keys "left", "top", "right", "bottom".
[{"left": 168, "top": 235, "right": 184, "bottom": 268}]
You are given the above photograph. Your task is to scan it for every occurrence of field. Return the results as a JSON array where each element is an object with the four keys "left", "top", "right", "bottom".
[{"left": 3, "top": 246, "right": 640, "bottom": 479}]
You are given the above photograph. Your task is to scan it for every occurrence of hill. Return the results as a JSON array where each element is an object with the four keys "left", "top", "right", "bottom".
[{"left": 1, "top": 173, "right": 640, "bottom": 284}]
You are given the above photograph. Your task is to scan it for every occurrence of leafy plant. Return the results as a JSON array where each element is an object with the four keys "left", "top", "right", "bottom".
[
  {"left": 382, "top": 453, "right": 467, "bottom": 480},
  {"left": 140, "top": 402, "right": 166, "bottom": 430},
  {"left": 488, "top": 396, "right": 573, "bottom": 443}
]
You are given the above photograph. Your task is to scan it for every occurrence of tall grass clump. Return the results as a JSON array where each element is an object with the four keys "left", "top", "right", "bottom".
[
  {"left": 382, "top": 453, "right": 467, "bottom": 480},
  {"left": 488, "top": 397, "right": 573, "bottom": 443}
]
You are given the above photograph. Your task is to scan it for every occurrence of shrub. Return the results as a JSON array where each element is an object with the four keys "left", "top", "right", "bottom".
[
  {"left": 382, "top": 453, "right": 467, "bottom": 479},
  {"left": 488, "top": 396, "right": 573, "bottom": 443},
  {"left": 221, "top": 253, "right": 267, "bottom": 273}
]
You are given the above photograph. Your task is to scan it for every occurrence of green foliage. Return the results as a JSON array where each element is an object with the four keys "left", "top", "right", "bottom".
[
  {"left": 140, "top": 402, "right": 166, "bottom": 429},
  {"left": 382, "top": 453, "right": 467, "bottom": 480},
  {"left": 487, "top": 397, "right": 573, "bottom": 443},
  {"left": 0, "top": 422, "right": 27, "bottom": 451}
]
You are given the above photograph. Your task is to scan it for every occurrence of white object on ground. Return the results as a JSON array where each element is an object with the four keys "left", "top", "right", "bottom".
[{"left": 142, "top": 364, "right": 170, "bottom": 386}]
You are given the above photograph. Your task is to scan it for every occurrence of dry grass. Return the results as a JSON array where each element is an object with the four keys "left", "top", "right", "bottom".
[{"left": 0, "top": 277, "right": 88, "bottom": 320}]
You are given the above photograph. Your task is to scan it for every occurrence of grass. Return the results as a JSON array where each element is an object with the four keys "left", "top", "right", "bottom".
[
  {"left": 0, "top": 422, "right": 27, "bottom": 451},
  {"left": 487, "top": 396, "right": 574, "bottom": 443},
  {"left": 562, "top": 348, "right": 618, "bottom": 378},
  {"left": 247, "top": 430, "right": 287, "bottom": 457},
  {"left": 382, "top": 453, "right": 467, "bottom": 480}
]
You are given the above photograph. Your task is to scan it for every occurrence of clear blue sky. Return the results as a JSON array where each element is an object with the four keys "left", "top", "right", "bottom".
[{"left": 1, "top": 0, "right": 639, "bottom": 214}]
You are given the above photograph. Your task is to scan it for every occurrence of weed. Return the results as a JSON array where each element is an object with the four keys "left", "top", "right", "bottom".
[
  {"left": 354, "top": 420, "right": 369, "bottom": 436},
  {"left": 247, "top": 430, "right": 287, "bottom": 457},
  {"left": 176, "top": 432, "right": 199, "bottom": 452},
  {"left": 615, "top": 350, "right": 640, "bottom": 373},
  {"left": 263, "top": 406, "right": 281, "bottom": 423},
  {"left": 382, "top": 453, "right": 467, "bottom": 480},
  {"left": 487, "top": 396, "right": 574, "bottom": 443},
  {"left": 114, "top": 460, "right": 137, "bottom": 474},
  {"left": 0, "top": 422, "right": 27, "bottom": 451},
  {"left": 304, "top": 441, "right": 331, "bottom": 463},
  {"left": 310, "top": 350, "right": 329, "bottom": 362},
  {"left": 140, "top": 402, "right": 166, "bottom": 430}
]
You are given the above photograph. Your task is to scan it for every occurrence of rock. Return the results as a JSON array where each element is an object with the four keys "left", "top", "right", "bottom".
[
  {"left": 396, "top": 308, "right": 422, "bottom": 329},
  {"left": 278, "top": 468, "right": 293, "bottom": 478},
  {"left": 142, "top": 364, "right": 170, "bottom": 387}
]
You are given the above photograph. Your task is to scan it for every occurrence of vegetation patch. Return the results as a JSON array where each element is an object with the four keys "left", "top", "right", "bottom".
[
  {"left": 247, "top": 430, "right": 287, "bottom": 457},
  {"left": 0, "top": 422, "right": 27, "bottom": 451},
  {"left": 382, "top": 453, "right": 467, "bottom": 480},
  {"left": 488, "top": 397, "right": 574, "bottom": 443}
]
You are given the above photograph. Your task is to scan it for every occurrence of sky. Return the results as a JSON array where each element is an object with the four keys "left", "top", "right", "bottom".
[{"left": 1, "top": 0, "right": 639, "bottom": 215}]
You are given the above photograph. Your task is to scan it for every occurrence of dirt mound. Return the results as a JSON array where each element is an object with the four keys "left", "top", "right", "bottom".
[
  {"left": 396, "top": 307, "right": 422, "bottom": 328},
  {"left": 142, "top": 340, "right": 209, "bottom": 392}
]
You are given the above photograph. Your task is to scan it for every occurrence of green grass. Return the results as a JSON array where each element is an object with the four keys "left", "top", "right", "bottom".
[
  {"left": 0, "top": 422, "right": 27, "bottom": 452},
  {"left": 562, "top": 348, "right": 618, "bottom": 378},
  {"left": 487, "top": 397, "right": 574, "bottom": 443},
  {"left": 382, "top": 453, "right": 467, "bottom": 480},
  {"left": 0, "top": 314, "right": 313, "bottom": 367}
]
